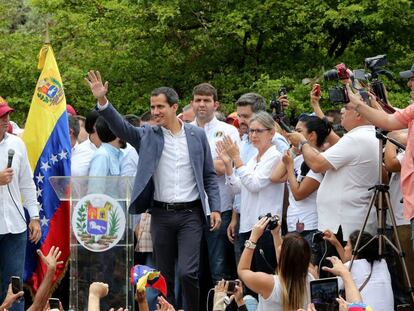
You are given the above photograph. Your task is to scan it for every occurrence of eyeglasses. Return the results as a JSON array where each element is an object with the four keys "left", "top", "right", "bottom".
[{"left": 248, "top": 128, "right": 270, "bottom": 134}]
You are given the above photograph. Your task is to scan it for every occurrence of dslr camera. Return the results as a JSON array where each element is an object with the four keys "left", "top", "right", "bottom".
[
  {"left": 258, "top": 213, "right": 280, "bottom": 230},
  {"left": 269, "top": 87, "right": 292, "bottom": 132},
  {"left": 324, "top": 63, "right": 350, "bottom": 104}
]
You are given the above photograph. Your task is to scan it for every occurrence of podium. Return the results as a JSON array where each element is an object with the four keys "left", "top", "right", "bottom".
[{"left": 50, "top": 176, "right": 135, "bottom": 311}]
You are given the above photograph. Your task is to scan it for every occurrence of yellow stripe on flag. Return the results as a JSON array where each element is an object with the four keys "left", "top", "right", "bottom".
[{"left": 23, "top": 45, "right": 67, "bottom": 170}]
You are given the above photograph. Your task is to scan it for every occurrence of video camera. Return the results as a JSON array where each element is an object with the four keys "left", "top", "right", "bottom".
[
  {"left": 324, "top": 63, "right": 350, "bottom": 104},
  {"left": 269, "top": 87, "right": 292, "bottom": 132}
]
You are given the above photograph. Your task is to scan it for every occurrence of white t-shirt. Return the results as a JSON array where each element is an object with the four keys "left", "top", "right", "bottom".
[
  {"left": 121, "top": 143, "right": 139, "bottom": 177},
  {"left": 287, "top": 155, "right": 322, "bottom": 232},
  {"left": 226, "top": 146, "right": 284, "bottom": 233},
  {"left": 387, "top": 151, "right": 409, "bottom": 226},
  {"left": 193, "top": 117, "right": 241, "bottom": 212},
  {"left": 339, "top": 259, "right": 394, "bottom": 311},
  {"left": 71, "top": 138, "right": 97, "bottom": 177},
  {"left": 257, "top": 273, "right": 313, "bottom": 311},
  {"left": 317, "top": 125, "right": 379, "bottom": 238}
]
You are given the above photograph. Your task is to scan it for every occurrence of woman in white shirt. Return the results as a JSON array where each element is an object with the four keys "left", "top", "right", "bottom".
[
  {"left": 217, "top": 111, "right": 284, "bottom": 273},
  {"left": 271, "top": 115, "right": 332, "bottom": 263},
  {"left": 324, "top": 230, "right": 394, "bottom": 311},
  {"left": 237, "top": 217, "right": 312, "bottom": 311}
]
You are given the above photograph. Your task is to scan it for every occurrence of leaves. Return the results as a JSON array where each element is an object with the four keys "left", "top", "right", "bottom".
[{"left": 1, "top": 0, "right": 414, "bottom": 124}]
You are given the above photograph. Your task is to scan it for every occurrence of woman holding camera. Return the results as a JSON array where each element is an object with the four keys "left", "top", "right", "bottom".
[
  {"left": 237, "top": 217, "right": 313, "bottom": 311},
  {"left": 217, "top": 111, "right": 285, "bottom": 273},
  {"left": 271, "top": 115, "right": 332, "bottom": 246},
  {"left": 324, "top": 230, "right": 394, "bottom": 311}
]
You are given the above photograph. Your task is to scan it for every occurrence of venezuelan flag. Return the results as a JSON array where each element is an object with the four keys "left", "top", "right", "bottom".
[{"left": 22, "top": 44, "right": 71, "bottom": 291}]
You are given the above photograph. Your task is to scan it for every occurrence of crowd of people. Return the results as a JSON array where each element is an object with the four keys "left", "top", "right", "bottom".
[{"left": 1, "top": 64, "right": 414, "bottom": 311}]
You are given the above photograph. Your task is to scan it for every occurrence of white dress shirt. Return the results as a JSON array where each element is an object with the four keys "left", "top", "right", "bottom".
[
  {"left": 0, "top": 133, "right": 39, "bottom": 234},
  {"left": 121, "top": 143, "right": 139, "bottom": 177},
  {"left": 71, "top": 138, "right": 97, "bottom": 176},
  {"left": 153, "top": 122, "right": 199, "bottom": 203},
  {"left": 192, "top": 117, "right": 240, "bottom": 212},
  {"left": 317, "top": 125, "right": 379, "bottom": 238},
  {"left": 226, "top": 145, "right": 284, "bottom": 233}
]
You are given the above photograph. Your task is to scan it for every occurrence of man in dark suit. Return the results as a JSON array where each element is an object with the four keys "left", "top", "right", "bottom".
[{"left": 85, "top": 71, "right": 221, "bottom": 310}]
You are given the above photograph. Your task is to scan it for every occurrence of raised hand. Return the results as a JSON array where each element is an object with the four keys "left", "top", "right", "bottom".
[
  {"left": 250, "top": 217, "right": 270, "bottom": 243},
  {"left": 37, "top": 246, "right": 64, "bottom": 272},
  {"left": 216, "top": 140, "right": 232, "bottom": 165},
  {"left": 282, "top": 150, "right": 293, "bottom": 167},
  {"left": 89, "top": 282, "right": 109, "bottom": 298},
  {"left": 222, "top": 136, "right": 240, "bottom": 160},
  {"left": 84, "top": 70, "right": 109, "bottom": 104}
]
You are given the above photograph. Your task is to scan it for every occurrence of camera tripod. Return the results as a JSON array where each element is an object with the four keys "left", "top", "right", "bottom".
[{"left": 349, "top": 129, "right": 414, "bottom": 305}]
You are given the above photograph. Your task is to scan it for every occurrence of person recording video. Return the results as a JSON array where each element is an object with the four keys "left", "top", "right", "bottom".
[
  {"left": 287, "top": 87, "right": 380, "bottom": 255},
  {"left": 344, "top": 66, "right": 414, "bottom": 250}
]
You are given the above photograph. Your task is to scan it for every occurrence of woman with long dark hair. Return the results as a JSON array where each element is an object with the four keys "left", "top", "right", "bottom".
[{"left": 237, "top": 217, "right": 313, "bottom": 311}]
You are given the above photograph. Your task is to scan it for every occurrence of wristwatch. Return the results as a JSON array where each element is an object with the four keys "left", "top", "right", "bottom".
[
  {"left": 244, "top": 240, "right": 256, "bottom": 250},
  {"left": 298, "top": 140, "right": 309, "bottom": 152},
  {"left": 31, "top": 216, "right": 40, "bottom": 220}
]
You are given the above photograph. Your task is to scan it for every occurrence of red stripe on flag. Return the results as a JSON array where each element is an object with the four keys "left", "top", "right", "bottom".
[{"left": 28, "top": 201, "right": 70, "bottom": 291}]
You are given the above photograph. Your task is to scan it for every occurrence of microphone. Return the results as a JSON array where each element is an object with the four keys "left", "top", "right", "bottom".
[{"left": 7, "top": 149, "right": 15, "bottom": 168}]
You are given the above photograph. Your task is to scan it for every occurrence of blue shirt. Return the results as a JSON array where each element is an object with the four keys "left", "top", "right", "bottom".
[{"left": 89, "top": 143, "right": 124, "bottom": 177}]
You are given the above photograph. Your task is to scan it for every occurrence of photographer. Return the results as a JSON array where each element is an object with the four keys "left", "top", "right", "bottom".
[
  {"left": 344, "top": 67, "right": 414, "bottom": 249},
  {"left": 271, "top": 115, "right": 332, "bottom": 249},
  {"left": 237, "top": 217, "right": 313, "bottom": 310},
  {"left": 287, "top": 94, "right": 379, "bottom": 248},
  {"left": 323, "top": 230, "right": 393, "bottom": 311}
]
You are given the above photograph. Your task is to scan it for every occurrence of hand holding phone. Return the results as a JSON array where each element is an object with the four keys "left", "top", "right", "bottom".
[
  {"left": 11, "top": 276, "right": 22, "bottom": 295},
  {"left": 310, "top": 277, "right": 339, "bottom": 311},
  {"left": 313, "top": 84, "right": 321, "bottom": 97},
  {"left": 49, "top": 298, "right": 60, "bottom": 310}
]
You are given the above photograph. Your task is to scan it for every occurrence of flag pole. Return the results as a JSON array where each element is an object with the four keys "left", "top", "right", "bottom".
[{"left": 44, "top": 20, "right": 50, "bottom": 44}]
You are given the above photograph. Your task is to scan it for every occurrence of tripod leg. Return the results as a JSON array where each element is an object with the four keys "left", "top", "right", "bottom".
[
  {"left": 384, "top": 192, "right": 414, "bottom": 305},
  {"left": 349, "top": 189, "right": 378, "bottom": 270}
]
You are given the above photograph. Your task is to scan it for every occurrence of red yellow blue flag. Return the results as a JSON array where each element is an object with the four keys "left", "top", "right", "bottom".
[{"left": 22, "top": 44, "right": 71, "bottom": 291}]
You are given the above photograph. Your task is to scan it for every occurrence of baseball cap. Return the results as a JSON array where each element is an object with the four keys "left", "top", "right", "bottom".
[
  {"left": 0, "top": 97, "right": 14, "bottom": 118},
  {"left": 66, "top": 104, "right": 77, "bottom": 116},
  {"left": 399, "top": 65, "right": 414, "bottom": 79}
]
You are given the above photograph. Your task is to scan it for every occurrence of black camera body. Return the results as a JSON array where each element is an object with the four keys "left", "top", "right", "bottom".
[
  {"left": 258, "top": 213, "right": 280, "bottom": 230},
  {"left": 328, "top": 86, "right": 349, "bottom": 104},
  {"left": 269, "top": 87, "right": 288, "bottom": 116}
]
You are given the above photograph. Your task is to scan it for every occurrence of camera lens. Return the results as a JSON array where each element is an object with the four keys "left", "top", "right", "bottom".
[{"left": 324, "top": 69, "right": 339, "bottom": 81}]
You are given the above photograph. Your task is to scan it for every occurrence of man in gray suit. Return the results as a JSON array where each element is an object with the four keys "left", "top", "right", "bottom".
[{"left": 85, "top": 71, "right": 221, "bottom": 310}]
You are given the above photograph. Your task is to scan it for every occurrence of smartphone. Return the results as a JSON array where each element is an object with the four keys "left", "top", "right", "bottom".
[
  {"left": 227, "top": 280, "right": 236, "bottom": 294},
  {"left": 11, "top": 276, "right": 22, "bottom": 294},
  {"left": 49, "top": 298, "right": 60, "bottom": 310},
  {"left": 314, "top": 84, "right": 321, "bottom": 97},
  {"left": 310, "top": 277, "right": 339, "bottom": 311}
]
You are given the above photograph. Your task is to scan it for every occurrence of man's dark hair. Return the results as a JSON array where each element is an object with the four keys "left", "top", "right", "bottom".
[
  {"left": 349, "top": 230, "right": 381, "bottom": 263},
  {"left": 140, "top": 111, "right": 152, "bottom": 123},
  {"left": 68, "top": 115, "right": 80, "bottom": 139},
  {"left": 124, "top": 114, "right": 141, "bottom": 127},
  {"left": 95, "top": 116, "right": 116, "bottom": 143},
  {"left": 151, "top": 87, "right": 179, "bottom": 106},
  {"left": 192, "top": 83, "right": 218, "bottom": 101},
  {"left": 235, "top": 93, "right": 266, "bottom": 112},
  {"left": 85, "top": 110, "right": 100, "bottom": 134}
]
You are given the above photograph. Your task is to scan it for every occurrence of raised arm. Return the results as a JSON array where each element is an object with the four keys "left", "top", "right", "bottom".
[
  {"left": 282, "top": 152, "right": 320, "bottom": 201},
  {"left": 85, "top": 70, "right": 143, "bottom": 150},
  {"left": 28, "top": 247, "right": 64, "bottom": 311},
  {"left": 345, "top": 84, "right": 406, "bottom": 130}
]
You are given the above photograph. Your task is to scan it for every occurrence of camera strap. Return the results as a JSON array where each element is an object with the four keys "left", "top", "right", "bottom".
[{"left": 358, "top": 262, "right": 373, "bottom": 292}]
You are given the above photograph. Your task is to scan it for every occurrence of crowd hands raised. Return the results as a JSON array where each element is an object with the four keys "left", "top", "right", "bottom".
[{"left": 2, "top": 60, "right": 413, "bottom": 311}]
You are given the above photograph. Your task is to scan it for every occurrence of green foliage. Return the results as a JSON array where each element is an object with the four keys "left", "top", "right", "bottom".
[
  {"left": 108, "top": 209, "right": 120, "bottom": 237},
  {"left": 0, "top": 0, "right": 414, "bottom": 125},
  {"left": 76, "top": 201, "right": 87, "bottom": 234}
]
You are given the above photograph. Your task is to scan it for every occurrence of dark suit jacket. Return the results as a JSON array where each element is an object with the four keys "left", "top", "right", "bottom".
[{"left": 99, "top": 103, "right": 221, "bottom": 217}]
